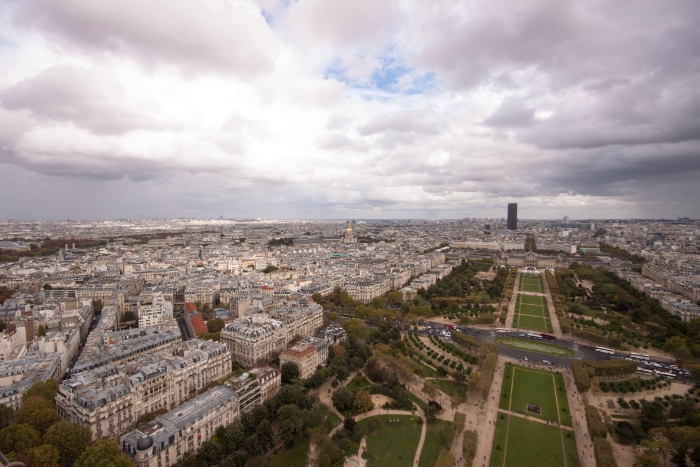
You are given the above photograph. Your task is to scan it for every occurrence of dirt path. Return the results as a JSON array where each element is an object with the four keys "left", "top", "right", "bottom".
[
  {"left": 504, "top": 272, "right": 521, "bottom": 329},
  {"left": 562, "top": 369, "right": 596, "bottom": 467},
  {"left": 473, "top": 357, "right": 506, "bottom": 467}
]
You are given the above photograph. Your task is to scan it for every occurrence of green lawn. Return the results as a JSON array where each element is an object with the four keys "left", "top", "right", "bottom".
[
  {"left": 326, "top": 411, "right": 343, "bottom": 429},
  {"left": 553, "top": 373, "right": 572, "bottom": 427},
  {"left": 495, "top": 338, "right": 574, "bottom": 357},
  {"left": 497, "top": 416, "right": 571, "bottom": 467},
  {"left": 519, "top": 303, "right": 546, "bottom": 317},
  {"left": 504, "top": 366, "right": 569, "bottom": 425},
  {"left": 521, "top": 295, "right": 544, "bottom": 305},
  {"left": 495, "top": 365, "right": 578, "bottom": 467},
  {"left": 490, "top": 414, "right": 509, "bottom": 467},
  {"left": 520, "top": 276, "right": 543, "bottom": 293},
  {"left": 410, "top": 355, "right": 437, "bottom": 377},
  {"left": 347, "top": 375, "right": 372, "bottom": 392},
  {"left": 418, "top": 420, "right": 452, "bottom": 467},
  {"left": 357, "top": 415, "right": 422, "bottom": 467},
  {"left": 517, "top": 315, "right": 550, "bottom": 332},
  {"left": 408, "top": 392, "right": 429, "bottom": 411},
  {"left": 267, "top": 437, "right": 309, "bottom": 467},
  {"left": 435, "top": 379, "right": 466, "bottom": 398}
]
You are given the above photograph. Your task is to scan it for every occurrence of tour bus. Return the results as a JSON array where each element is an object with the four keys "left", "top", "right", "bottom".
[
  {"left": 655, "top": 370, "right": 676, "bottom": 380},
  {"left": 595, "top": 346, "right": 615, "bottom": 355},
  {"left": 541, "top": 333, "right": 556, "bottom": 341},
  {"left": 630, "top": 352, "right": 650, "bottom": 361},
  {"left": 638, "top": 368, "right": 654, "bottom": 375},
  {"left": 496, "top": 328, "right": 511, "bottom": 334},
  {"left": 527, "top": 333, "right": 542, "bottom": 340}
]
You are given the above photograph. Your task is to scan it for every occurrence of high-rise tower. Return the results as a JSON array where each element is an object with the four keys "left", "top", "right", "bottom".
[{"left": 507, "top": 203, "right": 517, "bottom": 230}]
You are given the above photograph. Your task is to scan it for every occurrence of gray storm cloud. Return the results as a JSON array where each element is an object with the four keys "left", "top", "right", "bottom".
[{"left": 0, "top": 0, "right": 699, "bottom": 220}]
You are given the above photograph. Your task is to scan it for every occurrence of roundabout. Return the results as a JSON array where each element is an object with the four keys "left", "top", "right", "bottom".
[{"left": 495, "top": 337, "right": 575, "bottom": 357}]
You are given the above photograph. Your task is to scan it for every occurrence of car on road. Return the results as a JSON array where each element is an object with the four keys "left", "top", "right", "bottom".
[
  {"left": 543, "top": 360, "right": 551, "bottom": 365},
  {"left": 524, "top": 357, "right": 528, "bottom": 361}
]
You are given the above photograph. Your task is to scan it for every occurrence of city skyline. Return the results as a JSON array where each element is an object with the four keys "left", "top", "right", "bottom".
[{"left": 1, "top": 0, "right": 700, "bottom": 221}]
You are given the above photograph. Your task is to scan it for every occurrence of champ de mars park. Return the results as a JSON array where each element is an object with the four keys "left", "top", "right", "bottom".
[{"left": 178, "top": 262, "right": 700, "bottom": 467}]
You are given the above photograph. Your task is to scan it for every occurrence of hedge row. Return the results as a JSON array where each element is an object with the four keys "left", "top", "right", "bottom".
[
  {"left": 571, "top": 360, "right": 592, "bottom": 393},
  {"left": 477, "top": 351, "right": 499, "bottom": 396},
  {"left": 462, "top": 430, "right": 478, "bottom": 465},
  {"left": 590, "top": 359, "right": 638, "bottom": 377},
  {"left": 451, "top": 331, "right": 480, "bottom": 354},
  {"left": 585, "top": 403, "right": 608, "bottom": 440},
  {"left": 594, "top": 438, "right": 618, "bottom": 467}
]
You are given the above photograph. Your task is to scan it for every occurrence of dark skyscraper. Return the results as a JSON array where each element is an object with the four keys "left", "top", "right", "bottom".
[{"left": 507, "top": 203, "right": 517, "bottom": 230}]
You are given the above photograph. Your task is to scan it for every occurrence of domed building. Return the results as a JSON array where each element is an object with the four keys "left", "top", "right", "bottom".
[{"left": 343, "top": 222, "right": 357, "bottom": 244}]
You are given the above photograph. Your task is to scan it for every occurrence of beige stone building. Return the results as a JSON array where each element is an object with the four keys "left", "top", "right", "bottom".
[
  {"left": 121, "top": 387, "right": 239, "bottom": 467},
  {"left": 279, "top": 337, "right": 328, "bottom": 379}
]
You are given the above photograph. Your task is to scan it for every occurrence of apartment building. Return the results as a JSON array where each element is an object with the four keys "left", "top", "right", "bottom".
[
  {"left": 225, "top": 365, "right": 280, "bottom": 413},
  {"left": 120, "top": 387, "right": 239, "bottom": 467},
  {"left": 137, "top": 293, "right": 173, "bottom": 327},
  {"left": 56, "top": 340, "right": 231, "bottom": 440},
  {"left": 220, "top": 303, "right": 323, "bottom": 367},
  {"left": 279, "top": 336, "right": 328, "bottom": 379}
]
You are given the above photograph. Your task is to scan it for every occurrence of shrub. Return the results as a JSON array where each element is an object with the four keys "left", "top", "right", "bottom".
[
  {"left": 585, "top": 404, "right": 607, "bottom": 440},
  {"left": 593, "top": 438, "right": 618, "bottom": 467}
]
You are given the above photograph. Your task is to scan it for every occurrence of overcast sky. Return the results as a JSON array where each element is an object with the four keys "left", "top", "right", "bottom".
[{"left": 1, "top": 0, "right": 699, "bottom": 221}]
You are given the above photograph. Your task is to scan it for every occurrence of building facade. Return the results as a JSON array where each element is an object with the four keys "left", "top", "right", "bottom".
[{"left": 120, "top": 387, "right": 239, "bottom": 467}]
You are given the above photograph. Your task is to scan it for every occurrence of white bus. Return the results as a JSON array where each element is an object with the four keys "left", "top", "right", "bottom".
[
  {"left": 496, "top": 328, "right": 511, "bottom": 334},
  {"left": 527, "top": 333, "right": 542, "bottom": 340},
  {"left": 630, "top": 352, "right": 650, "bottom": 361},
  {"left": 595, "top": 346, "right": 615, "bottom": 355},
  {"left": 638, "top": 368, "right": 654, "bottom": 375},
  {"left": 655, "top": 371, "right": 676, "bottom": 380}
]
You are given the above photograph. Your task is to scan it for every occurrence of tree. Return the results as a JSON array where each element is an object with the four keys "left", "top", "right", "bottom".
[
  {"left": 278, "top": 404, "right": 302, "bottom": 448},
  {"left": 369, "top": 297, "right": 388, "bottom": 309},
  {"left": 332, "top": 387, "right": 355, "bottom": 413},
  {"left": 0, "top": 404, "right": 13, "bottom": 429},
  {"left": 343, "top": 417, "right": 357, "bottom": 431},
  {"left": 262, "top": 265, "right": 279, "bottom": 273},
  {"left": 16, "top": 396, "right": 60, "bottom": 434},
  {"left": 43, "top": 421, "right": 92, "bottom": 466},
  {"left": 422, "top": 380, "right": 438, "bottom": 400},
  {"left": 281, "top": 362, "right": 300, "bottom": 383},
  {"left": 74, "top": 439, "right": 131, "bottom": 467},
  {"left": 328, "top": 312, "right": 339, "bottom": 322},
  {"left": 0, "top": 423, "right": 42, "bottom": 454},
  {"left": 467, "top": 371, "right": 480, "bottom": 392},
  {"left": 435, "top": 448, "right": 455, "bottom": 467},
  {"left": 353, "top": 390, "right": 374, "bottom": 414},
  {"left": 663, "top": 336, "right": 686, "bottom": 354},
  {"left": 451, "top": 395, "right": 463, "bottom": 414},
  {"left": 633, "top": 453, "right": 662, "bottom": 467},
  {"left": 37, "top": 324, "right": 46, "bottom": 337},
  {"left": 196, "top": 440, "right": 223, "bottom": 467},
  {"left": 425, "top": 405, "right": 439, "bottom": 423},
  {"left": 28, "top": 445, "right": 60, "bottom": 467},
  {"left": 206, "top": 318, "right": 224, "bottom": 333},
  {"left": 341, "top": 319, "right": 370, "bottom": 341},
  {"left": 641, "top": 401, "right": 667, "bottom": 430},
  {"left": 24, "top": 380, "right": 59, "bottom": 403}
]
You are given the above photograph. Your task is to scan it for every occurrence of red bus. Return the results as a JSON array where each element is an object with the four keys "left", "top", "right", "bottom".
[
  {"left": 541, "top": 333, "right": 556, "bottom": 341},
  {"left": 444, "top": 324, "right": 455, "bottom": 330}
]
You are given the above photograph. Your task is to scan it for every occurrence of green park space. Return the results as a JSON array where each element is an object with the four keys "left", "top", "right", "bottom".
[
  {"left": 434, "top": 379, "right": 466, "bottom": 398},
  {"left": 490, "top": 415, "right": 579, "bottom": 467},
  {"left": 357, "top": 415, "right": 422, "bottom": 467},
  {"left": 267, "top": 438, "right": 310, "bottom": 467},
  {"left": 495, "top": 338, "right": 574, "bottom": 357},
  {"left": 418, "top": 419, "right": 452, "bottom": 467},
  {"left": 521, "top": 295, "right": 545, "bottom": 305},
  {"left": 500, "top": 364, "right": 572, "bottom": 426},
  {"left": 494, "top": 364, "right": 578, "bottom": 467},
  {"left": 520, "top": 275, "right": 543, "bottom": 293},
  {"left": 519, "top": 303, "right": 546, "bottom": 317},
  {"left": 347, "top": 375, "right": 372, "bottom": 392},
  {"left": 515, "top": 314, "right": 551, "bottom": 333},
  {"left": 326, "top": 411, "right": 343, "bottom": 429}
]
